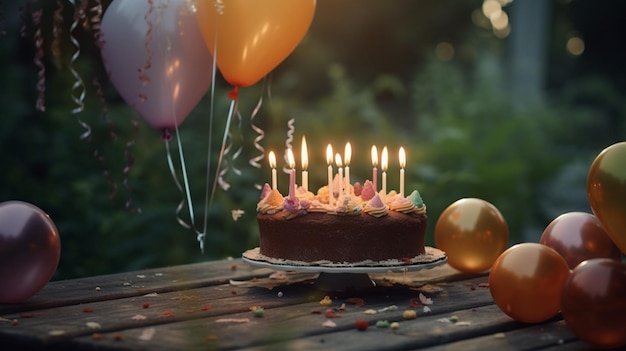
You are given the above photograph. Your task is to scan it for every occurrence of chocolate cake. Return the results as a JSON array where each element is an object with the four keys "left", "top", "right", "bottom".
[
  {"left": 251, "top": 179, "right": 431, "bottom": 265},
  {"left": 257, "top": 210, "right": 427, "bottom": 263}
]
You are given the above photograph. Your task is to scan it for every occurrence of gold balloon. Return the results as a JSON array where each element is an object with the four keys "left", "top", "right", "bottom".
[
  {"left": 489, "top": 243, "right": 571, "bottom": 323},
  {"left": 435, "top": 198, "right": 509, "bottom": 274},
  {"left": 587, "top": 142, "right": 626, "bottom": 255}
]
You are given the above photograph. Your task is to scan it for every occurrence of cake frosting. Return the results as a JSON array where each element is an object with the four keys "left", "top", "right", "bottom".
[{"left": 254, "top": 175, "right": 429, "bottom": 265}]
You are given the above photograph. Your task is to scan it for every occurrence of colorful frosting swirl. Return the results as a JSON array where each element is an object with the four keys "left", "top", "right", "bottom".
[
  {"left": 363, "top": 194, "right": 389, "bottom": 218},
  {"left": 257, "top": 184, "right": 284, "bottom": 214}
]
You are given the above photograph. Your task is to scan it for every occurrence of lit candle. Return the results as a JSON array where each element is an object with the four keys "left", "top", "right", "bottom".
[
  {"left": 344, "top": 142, "right": 351, "bottom": 191},
  {"left": 301, "top": 136, "right": 309, "bottom": 191},
  {"left": 335, "top": 153, "right": 343, "bottom": 196},
  {"left": 381, "top": 146, "right": 388, "bottom": 198},
  {"left": 371, "top": 145, "right": 378, "bottom": 192},
  {"left": 269, "top": 151, "right": 277, "bottom": 190},
  {"left": 326, "top": 144, "right": 333, "bottom": 206},
  {"left": 287, "top": 148, "right": 296, "bottom": 200},
  {"left": 399, "top": 147, "right": 406, "bottom": 197}
]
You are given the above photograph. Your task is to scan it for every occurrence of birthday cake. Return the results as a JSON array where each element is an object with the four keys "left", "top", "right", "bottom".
[{"left": 250, "top": 179, "right": 434, "bottom": 267}]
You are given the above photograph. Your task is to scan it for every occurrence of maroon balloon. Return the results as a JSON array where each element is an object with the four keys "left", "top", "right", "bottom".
[
  {"left": 540, "top": 212, "right": 622, "bottom": 269},
  {"left": 0, "top": 201, "right": 61, "bottom": 303},
  {"left": 561, "top": 258, "right": 626, "bottom": 349}
]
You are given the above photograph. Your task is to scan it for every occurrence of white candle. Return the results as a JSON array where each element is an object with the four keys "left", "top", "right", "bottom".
[
  {"left": 287, "top": 148, "right": 296, "bottom": 200},
  {"left": 326, "top": 144, "right": 333, "bottom": 206},
  {"left": 269, "top": 151, "right": 277, "bottom": 190},
  {"left": 371, "top": 145, "right": 378, "bottom": 192},
  {"left": 381, "top": 146, "right": 388, "bottom": 198},
  {"left": 399, "top": 147, "right": 406, "bottom": 197},
  {"left": 344, "top": 142, "right": 351, "bottom": 192},
  {"left": 301, "top": 136, "right": 309, "bottom": 191},
  {"left": 335, "top": 153, "right": 343, "bottom": 196}
]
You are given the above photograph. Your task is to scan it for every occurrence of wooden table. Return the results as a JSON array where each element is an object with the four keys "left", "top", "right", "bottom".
[{"left": 0, "top": 258, "right": 591, "bottom": 350}]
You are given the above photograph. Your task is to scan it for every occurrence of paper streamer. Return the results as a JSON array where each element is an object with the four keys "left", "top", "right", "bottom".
[
  {"left": 123, "top": 117, "right": 142, "bottom": 213},
  {"left": 51, "top": 0, "right": 64, "bottom": 68},
  {"left": 282, "top": 118, "right": 295, "bottom": 173},
  {"left": 138, "top": 0, "right": 155, "bottom": 87},
  {"left": 92, "top": 76, "right": 119, "bottom": 200},
  {"left": 31, "top": 5, "right": 45, "bottom": 112},
  {"left": 68, "top": 0, "right": 89, "bottom": 140}
]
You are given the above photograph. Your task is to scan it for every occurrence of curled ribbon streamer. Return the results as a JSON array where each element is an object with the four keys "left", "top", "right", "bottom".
[
  {"left": 89, "top": 0, "right": 104, "bottom": 48},
  {"left": 51, "top": 0, "right": 64, "bottom": 68},
  {"left": 217, "top": 127, "right": 234, "bottom": 191},
  {"left": 92, "top": 76, "right": 118, "bottom": 200},
  {"left": 123, "top": 117, "right": 142, "bottom": 213},
  {"left": 18, "top": 4, "right": 28, "bottom": 38},
  {"left": 231, "top": 110, "right": 243, "bottom": 176},
  {"left": 68, "top": 0, "right": 89, "bottom": 140},
  {"left": 210, "top": 98, "right": 238, "bottom": 211},
  {"left": 282, "top": 118, "right": 295, "bottom": 174},
  {"left": 248, "top": 95, "right": 265, "bottom": 169},
  {"left": 138, "top": 0, "right": 155, "bottom": 87},
  {"left": 31, "top": 6, "right": 45, "bottom": 112}
]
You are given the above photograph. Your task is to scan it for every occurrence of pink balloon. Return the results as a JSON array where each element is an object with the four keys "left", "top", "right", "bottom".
[
  {"left": 100, "top": 0, "right": 213, "bottom": 131},
  {"left": 0, "top": 201, "right": 61, "bottom": 303}
]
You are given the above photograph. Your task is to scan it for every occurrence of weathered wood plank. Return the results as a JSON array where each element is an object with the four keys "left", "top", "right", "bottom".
[
  {"left": 0, "top": 280, "right": 324, "bottom": 349},
  {"left": 424, "top": 319, "right": 578, "bottom": 351},
  {"left": 60, "top": 276, "right": 494, "bottom": 350},
  {"left": 0, "top": 259, "right": 273, "bottom": 314}
]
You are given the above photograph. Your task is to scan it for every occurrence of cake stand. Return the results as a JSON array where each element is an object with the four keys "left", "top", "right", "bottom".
[{"left": 242, "top": 246, "right": 447, "bottom": 291}]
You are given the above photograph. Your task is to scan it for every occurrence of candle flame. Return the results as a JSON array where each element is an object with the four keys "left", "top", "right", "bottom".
[
  {"left": 381, "top": 146, "right": 388, "bottom": 171},
  {"left": 344, "top": 142, "right": 352, "bottom": 165},
  {"left": 287, "top": 148, "right": 296, "bottom": 169},
  {"left": 326, "top": 144, "right": 333, "bottom": 165},
  {"left": 301, "top": 136, "right": 308, "bottom": 170},
  {"left": 269, "top": 151, "right": 276, "bottom": 169},
  {"left": 399, "top": 147, "right": 406, "bottom": 169},
  {"left": 335, "top": 153, "right": 343, "bottom": 167},
  {"left": 371, "top": 145, "right": 378, "bottom": 167}
]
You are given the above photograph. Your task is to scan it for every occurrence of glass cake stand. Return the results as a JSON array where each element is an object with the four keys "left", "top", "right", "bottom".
[{"left": 242, "top": 246, "right": 447, "bottom": 291}]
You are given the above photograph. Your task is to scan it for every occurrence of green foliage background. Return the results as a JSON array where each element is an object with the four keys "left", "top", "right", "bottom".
[{"left": 0, "top": 0, "right": 624, "bottom": 280}]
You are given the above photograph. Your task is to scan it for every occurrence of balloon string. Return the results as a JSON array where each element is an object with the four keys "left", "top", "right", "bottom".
[
  {"left": 163, "top": 131, "right": 194, "bottom": 230},
  {"left": 68, "top": 0, "right": 89, "bottom": 140},
  {"left": 283, "top": 118, "right": 295, "bottom": 173},
  {"left": 197, "top": 19, "right": 222, "bottom": 249},
  {"left": 31, "top": 5, "right": 45, "bottom": 112}
]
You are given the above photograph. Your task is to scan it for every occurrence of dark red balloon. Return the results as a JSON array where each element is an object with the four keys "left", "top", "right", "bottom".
[
  {"left": 540, "top": 212, "right": 622, "bottom": 269},
  {"left": 0, "top": 201, "right": 61, "bottom": 303},
  {"left": 561, "top": 258, "right": 626, "bottom": 349}
]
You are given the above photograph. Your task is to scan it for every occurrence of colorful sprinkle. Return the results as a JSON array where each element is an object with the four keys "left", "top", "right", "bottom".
[
  {"left": 403, "top": 310, "right": 417, "bottom": 320},
  {"left": 319, "top": 296, "right": 332, "bottom": 306},
  {"left": 376, "top": 320, "right": 390, "bottom": 328},
  {"left": 355, "top": 319, "right": 369, "bottom": 331}
]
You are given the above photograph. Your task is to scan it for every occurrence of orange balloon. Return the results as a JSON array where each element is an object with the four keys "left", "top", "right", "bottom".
[
  {"left": 489, "top": 243, "right": 571, "bottom": 323},
  {"left": 561, "top": 258, "right": 626, "bottom": 349},
  {"left": 587, "top": 141, "right": 626, "bottom": 255},
  {"left": 196, "top": 0, "right": 316, "bottom": 88},
  {"left": 434, "top": 198, "right": 509, "bottom": 274},
  {"left": 540, "top": 212, "right": 622, "bottom": 269}
]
